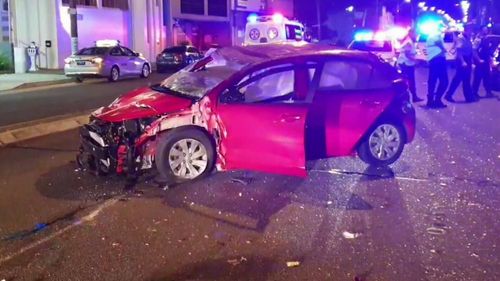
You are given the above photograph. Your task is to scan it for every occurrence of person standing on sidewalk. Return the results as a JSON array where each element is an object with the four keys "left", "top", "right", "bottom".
[
  {"left": 445, "top": 27, "right": 476, "bottom": 103},
  {"left": 426, "top": 31, "right": 449, "bottom": 108},
  {"left": 397, "top": 29, "right": 424, "bottom": 103},
  {"left": 472, "top": 26, "right": 495, "bottom": 98}
]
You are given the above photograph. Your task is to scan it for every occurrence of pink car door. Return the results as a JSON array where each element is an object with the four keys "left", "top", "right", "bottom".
[
  {"left": 215, "top": 64, "right": 312, "bottom": 177},
  {"left": 311, "top": 60, "right": 396, "bottom": 157}
]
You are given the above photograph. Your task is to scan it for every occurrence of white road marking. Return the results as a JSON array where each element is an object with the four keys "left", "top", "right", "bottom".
[{"left": 0, "top": 198, "right": 119, "bottom": 266}]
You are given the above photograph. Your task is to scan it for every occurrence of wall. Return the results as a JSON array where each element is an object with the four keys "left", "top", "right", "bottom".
[
  {"left": 56, "top": 0, "right": 130, "bottom": 68},
  {"left": 130, "top": 0, "right": 166, "bottom": 63},
  {"left": 12, "top": 0, "right": 59, "bottom": 69},
  {"left": 170, "top": 0, "right": 230, "bottom": 22},
  {"left": 267, "top": 0, "right": 294, "bottom": 18}
]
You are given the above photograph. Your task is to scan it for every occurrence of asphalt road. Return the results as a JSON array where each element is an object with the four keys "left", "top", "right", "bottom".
[
  {"left": 0, "top": 70, "right": 499, "bottom": 281},
  {"left": 0, "top": 73, "right": 167, "bottom": 127}
]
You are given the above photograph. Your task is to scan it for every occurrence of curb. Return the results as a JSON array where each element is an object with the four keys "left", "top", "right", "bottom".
[
  {"left": 14, "top": 78, "right": 75, "bottom": 90},
  {"left": 0, "top": 78, "right": 107, "bottom": 95},
  {"left": 0, "top": 113, "right": 90, "bottom": 146}
]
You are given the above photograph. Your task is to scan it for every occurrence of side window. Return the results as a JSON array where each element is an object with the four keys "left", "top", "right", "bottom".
[
  {"left": 319, "top": 60, "right": 372, "bottom": 90},
  {"left": 221, "top": 65, "right": 296, "bottom": 104},
  {"left": 187, "top": 47, "right": 197, "bottom": 53},
  {"left": 110, "top": 47, "right": 123, "bottom": 56},
  {"left": 370, "top": 64, "right": 395, "bottom": 89},
  {"left": 121, "top": 47, "right": 135, "bottom": 56},
  {"left": 239, "top": 68, "right": 295, "bottom": 103}
]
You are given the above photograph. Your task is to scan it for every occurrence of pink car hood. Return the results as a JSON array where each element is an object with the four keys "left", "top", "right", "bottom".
[{"left": 92, "top": 87, "right": 193, "bottom": 122}]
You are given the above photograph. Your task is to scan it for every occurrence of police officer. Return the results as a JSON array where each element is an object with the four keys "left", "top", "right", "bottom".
[
  {"left": 472, "top": 26, "right": 494, "bottom": 98},
  {"left": 397, "top": 29, "right": 423, "bottom": 102},
  {"left": 445, "top": 27, "right": 476, "bottom": 103},
  {"left": 426, "top": 31, "right": 449, "bottom": 108}
]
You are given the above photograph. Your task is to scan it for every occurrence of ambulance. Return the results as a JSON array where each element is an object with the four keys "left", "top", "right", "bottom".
[{"left": 244, "top": 13, "right": 305, "bottom": 45}]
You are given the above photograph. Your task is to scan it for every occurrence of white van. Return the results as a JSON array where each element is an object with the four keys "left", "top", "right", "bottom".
[{"left": 244, "top": 14, "right": 305, "bottom": 45}]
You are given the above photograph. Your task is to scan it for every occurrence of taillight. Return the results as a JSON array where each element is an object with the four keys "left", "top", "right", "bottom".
[
  {"left": 64, "top": 58, "right": 73, "bottom": 64},
  {"left": 92, "top": 57, "right": 103, "bottom": 64},
  {"left": 173, "top": 54, "right": 183, "bottom": 62}
]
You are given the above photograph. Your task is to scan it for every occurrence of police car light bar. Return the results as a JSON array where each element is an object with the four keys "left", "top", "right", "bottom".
[{"left": 95, "top": 40, "right": 120, "bottom": 47}]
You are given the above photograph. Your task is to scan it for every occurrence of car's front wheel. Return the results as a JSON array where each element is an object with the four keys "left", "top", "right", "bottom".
[
  {"left": 357, "top": 123, "right": 405, "bottom": 166},
  {"left": 155, "top": 128, "right": 215, "bottom": 182},
  {"left": 108, "top": 66, "right": 120, "bottom": 82}
]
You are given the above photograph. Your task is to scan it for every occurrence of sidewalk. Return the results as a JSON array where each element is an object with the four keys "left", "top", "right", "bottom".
[{"left": 0, "top": 70, "right": 72, "bottom": 91}]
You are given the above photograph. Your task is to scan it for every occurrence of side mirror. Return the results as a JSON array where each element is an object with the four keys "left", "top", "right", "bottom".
[
  {"left": 220, "top": 87, "right": 244, "bottom": 104},
  {"left": 134, "top": 52, "right": 141, "bottom": 57}
]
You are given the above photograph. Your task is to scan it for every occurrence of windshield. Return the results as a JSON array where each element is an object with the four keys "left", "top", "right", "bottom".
[
  {"left": 351, "top": 41, "right": 392, "bottom": 52},
  {"left": 162, "top": 46, "right": 187, "bottom": 54},
  {"left": 76, "top": 47, "right": 109, "bottom": 56},
  {"left": 156, "top": 47, "right": 268, "bottom": 98}
]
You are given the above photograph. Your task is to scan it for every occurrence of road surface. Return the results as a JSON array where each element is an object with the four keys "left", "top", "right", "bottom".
[{"left": 0, "top": 68, "right": 498, "bottom": 281}]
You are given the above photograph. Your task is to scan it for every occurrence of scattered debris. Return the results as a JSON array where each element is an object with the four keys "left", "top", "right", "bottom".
[
  {"left": 426, "top": 227, "right": 446, "bottom": 235},
  {"left": 245, "top": 240, "right": 251, "bottom": 244},
  {"left": 286, "top": 261, "right": 301, "bottom": 268},
  {"left": 112, "top": 242, "right": 120, "bottom": 247},
  {"left": 238, "top": 192, "right": 242, "bottom": 197},
  {"left": 230, "top": 177, "right": 251, "bottom": 186},
  {"left": 471, "top": 253, "right": 479, "bottom": 258},
  {"left": 227, "top": 256, "right": 247, "bottom": 266},
  {"left": 204, "top": 235, "right": 209, "bottom": 239},
  {"left": 326, "top": 201, "right": 333, "bottom": 206},
  {"left": 342, "top": 231, "right": 362, "bottom": 239}
]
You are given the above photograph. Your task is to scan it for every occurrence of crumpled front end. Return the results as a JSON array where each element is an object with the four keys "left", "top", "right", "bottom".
[{"left": 77, "top": 116, "right": 156, "bottom": 176}]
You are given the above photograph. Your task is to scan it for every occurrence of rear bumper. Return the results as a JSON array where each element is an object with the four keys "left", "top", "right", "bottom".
[{"left": 64, "top": 64, "right": 107, "bottom": 77}]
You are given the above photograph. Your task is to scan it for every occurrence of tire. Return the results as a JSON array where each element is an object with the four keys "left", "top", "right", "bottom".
[
  {"left": 155, "top": 128, "right": 215, "bottom": 182},
  {"left": 75, "top": 76, "right": 83, "bottom": 83},
  {"left": 108, "top": 66, "right": 120, "bottom": 82},
  {"left": 357, "top": 122, "right": 405, "bottom": 166},
  {"left": 140, "top": 64, "right": 150, "bottom": 78}
]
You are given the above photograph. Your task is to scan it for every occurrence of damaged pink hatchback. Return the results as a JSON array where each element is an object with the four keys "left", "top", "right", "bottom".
[{"left": 78, "top": 44, "right": 415, "bottom": 182}]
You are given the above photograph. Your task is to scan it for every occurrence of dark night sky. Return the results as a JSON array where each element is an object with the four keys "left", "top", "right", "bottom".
[{"left": 294, "top": 0, "right": 499, "bottom": 26}]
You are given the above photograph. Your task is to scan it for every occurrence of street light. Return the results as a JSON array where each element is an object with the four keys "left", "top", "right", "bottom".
[
  {"left": 345, "top": 6, "right": 354, "bottom": 13},
  {"left": 418, "top": 2, "right": 426, "bottom": 8},
  {"left": 404, "top": 0, "right": 411, "bottom": 3}
]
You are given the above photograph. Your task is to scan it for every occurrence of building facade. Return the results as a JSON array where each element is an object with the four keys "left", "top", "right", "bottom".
[
  {"left": 5, "top": 0, "right": 296, "bottom": 70},
  {"left": 9, "top": 0, "right": 165, "bottom": 69}
]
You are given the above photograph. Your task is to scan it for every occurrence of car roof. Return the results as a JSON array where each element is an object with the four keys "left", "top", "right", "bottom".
[{"left": 216, "top": 43, "right": 381, "bottom": 67}]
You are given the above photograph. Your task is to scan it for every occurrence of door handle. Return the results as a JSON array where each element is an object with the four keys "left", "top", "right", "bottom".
[{"left": 280, "top": 114, "right": 302, "bottom": 123}]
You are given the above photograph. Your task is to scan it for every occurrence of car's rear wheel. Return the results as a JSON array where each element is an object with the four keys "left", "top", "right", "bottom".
[
  {"left": 109, "top": 66, "right": 120, "bottom": 82},
  {"left": 357, "top": 123, "right": 405, "bottom": 166},
  {"left": 140, "top": 64, "right": 150, "bottom": 78},
  {"left": 75, "top": 76, "right": 83, "bottom": 83},
  {"left": 155, "top": 128, "right": 215, "bottom": 182}
]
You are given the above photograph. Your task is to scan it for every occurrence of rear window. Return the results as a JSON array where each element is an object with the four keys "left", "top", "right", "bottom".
[
  {"left": 351, "top": 40, "right": 392, "bottom": 52},
  {"left": 163, "top": 46, "right": 187, "bottom": 54},
  {"left": 76, "top": 47, "right": 109, "bottom": 56},
  {"left": 285, "top": 24, "right": 302, "bottom": 40},
  {"left": 319, "top": 60, "right": 394, "bottom": 90},
  {"left": 319, "top": 61, "right": 372, "bottom": 90}
]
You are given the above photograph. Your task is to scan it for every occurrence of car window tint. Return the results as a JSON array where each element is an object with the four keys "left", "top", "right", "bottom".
[
  {"left": 121, "top": 47, "right": 135, "bottom": 56},
  {"left": 370, "top": 64, "right": 396, "bottom": 88},
  {"left": 238, "top": 67, "right": 295, "bottom": 103},
  {"left": 319, "top": 61, "right": 372, "bottom": 90},
  {"left": 110, "top": 47, "right": 123, "bottom": 56}
]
